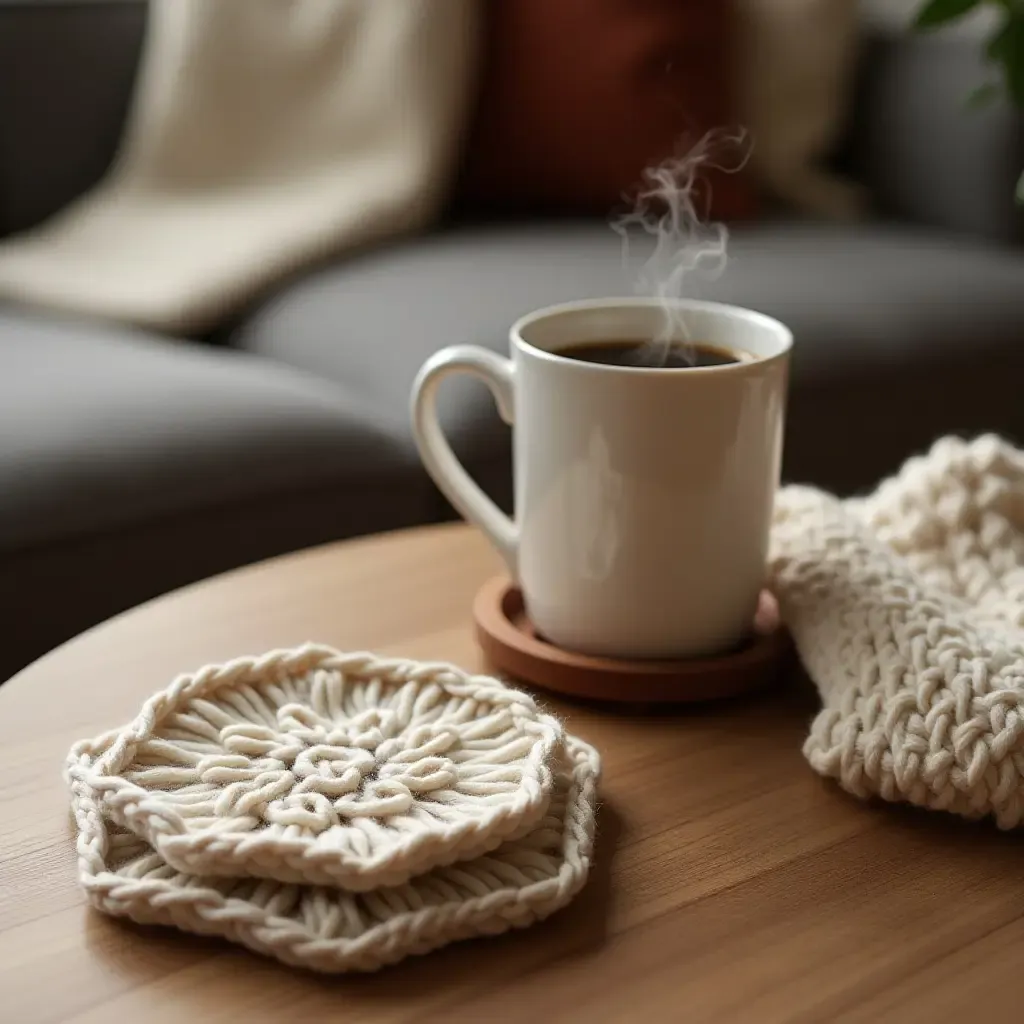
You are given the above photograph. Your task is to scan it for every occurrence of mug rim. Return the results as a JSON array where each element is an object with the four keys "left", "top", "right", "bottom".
[{"left": 509, "top": 297, "right": 793, "bottom": 375}]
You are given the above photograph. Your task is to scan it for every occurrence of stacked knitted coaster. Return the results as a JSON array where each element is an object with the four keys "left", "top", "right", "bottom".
[{"left": 65, "top": 645, "right": 600, "bottom": 973}]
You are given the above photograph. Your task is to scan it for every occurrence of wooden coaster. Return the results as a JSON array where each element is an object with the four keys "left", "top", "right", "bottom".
[{"left": 473, "top": 578, "right": 792, "bottom": 704}]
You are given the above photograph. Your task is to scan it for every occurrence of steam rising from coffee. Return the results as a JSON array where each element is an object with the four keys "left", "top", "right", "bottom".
[{"left": 611, "top": 129, "right": 750, "bottom": 365}]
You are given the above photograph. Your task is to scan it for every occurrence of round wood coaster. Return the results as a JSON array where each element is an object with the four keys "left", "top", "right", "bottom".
[{"left": 473, "top": 578, "right": 792, "bottom": 704}]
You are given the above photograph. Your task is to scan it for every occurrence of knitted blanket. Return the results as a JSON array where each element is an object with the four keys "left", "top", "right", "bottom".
[
  {"left": 770, "top": 435, "right": 1024, "bottom": 828},
  {"left": 0, "top": 0, "right": 477, "bottom": 334}
]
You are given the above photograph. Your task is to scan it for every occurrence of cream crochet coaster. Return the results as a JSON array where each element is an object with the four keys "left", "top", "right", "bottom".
[
  {"left": 71, "top": 646, "right": 564, "bottom": 889},
  {"left": 66, "top": 734, "right": 599, "bottom": 974},
  {"left": 771, "top": 436, "right": 1024, "bottom": 828}
]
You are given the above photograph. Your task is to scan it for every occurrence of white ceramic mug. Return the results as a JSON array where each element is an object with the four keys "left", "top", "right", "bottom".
[{"left": 411, "top": 298, "right": 792, "bottom": 659}]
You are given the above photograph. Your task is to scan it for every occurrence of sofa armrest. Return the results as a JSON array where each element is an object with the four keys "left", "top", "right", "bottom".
[
  {"left": 0, "top": 0, "right": 146, "bottom": 238},
  {"left": 852, "top": 27, "right": 1024, "bottom": 245}
]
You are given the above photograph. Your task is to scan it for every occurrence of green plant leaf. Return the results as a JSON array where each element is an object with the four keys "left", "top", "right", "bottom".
[
  {"left": 986, "top": 17, "right": 1013, "bottom": 61},
  {"left": 915, "top": 0, "right": 981, "bottom": 29},
  {"left": 1004, "top": 18, "right": 1024, "bottom": 106},
  {"left": 967, "top": 81, "right": 1002, "bottom": 107},
  {"left": 984, "top": 13, "right": 1024, "bottom": 106}
]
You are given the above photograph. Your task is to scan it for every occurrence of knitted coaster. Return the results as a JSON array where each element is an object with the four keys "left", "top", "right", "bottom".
[
  {"left": 72, "top": 646, "right": 564, "bottom": 889},
  {"left": 66, "top": 735, "right": 600, "bottom": 974},
  {"left": 770, "top": 436, "right": 1024, "bottom": 828}
]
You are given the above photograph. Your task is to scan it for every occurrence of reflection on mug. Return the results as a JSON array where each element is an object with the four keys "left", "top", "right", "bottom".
[{"left": 564, "top": 429, "right": 626, "bottom": 583}]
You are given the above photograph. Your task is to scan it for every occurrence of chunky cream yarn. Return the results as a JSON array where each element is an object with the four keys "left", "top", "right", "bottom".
[
  {"left": 67, "top": 732, "right": 599, "bottom": 974},
  {"left": 69, "top": 645, "right": 564, "bottom": 890},
  {"left": 65, "top": 646, "right": 599, "bottom": 972},
  {"left": 771, "top": 435, "right": 1024, "bottom": 828}
]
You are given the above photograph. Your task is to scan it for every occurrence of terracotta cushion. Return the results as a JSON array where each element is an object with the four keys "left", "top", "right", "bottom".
[{"left": 456, "top": 0, "right": 757, "bottom": 220}]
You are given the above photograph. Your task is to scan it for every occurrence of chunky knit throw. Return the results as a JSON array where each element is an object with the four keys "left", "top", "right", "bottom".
[{"left": 770, "top": 435, "right": 1024, "bottom": 828}]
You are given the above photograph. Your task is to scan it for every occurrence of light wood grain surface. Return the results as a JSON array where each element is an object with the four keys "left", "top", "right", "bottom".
[{"left": 2, "top": 523, "right": 1023, "bottom": 1024}]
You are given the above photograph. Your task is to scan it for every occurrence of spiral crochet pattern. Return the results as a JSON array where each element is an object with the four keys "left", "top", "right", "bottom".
[
  {"left": 771, "top": 435, "right": 1024, "bottom": 828},
  {"left": 66, "top": 732, "right": 599, "bottom": 974},
  {"left": 72, "top": 645, "right": 564, "bottom": 890}
]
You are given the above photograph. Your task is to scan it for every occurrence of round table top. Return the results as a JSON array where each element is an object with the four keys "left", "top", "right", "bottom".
[{"left": 2, "top": 523, "right": 1022, "bottom": 1023}]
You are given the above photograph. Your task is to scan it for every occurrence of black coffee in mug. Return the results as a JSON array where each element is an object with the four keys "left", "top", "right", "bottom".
[{"left": 554, "top": 339, "right": 741, "bottom": 369}]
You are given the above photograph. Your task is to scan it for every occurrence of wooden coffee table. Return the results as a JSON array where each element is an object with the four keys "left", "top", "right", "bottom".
[{"left": 1, "top": 524, "right": 1021, "bottom": 1023}]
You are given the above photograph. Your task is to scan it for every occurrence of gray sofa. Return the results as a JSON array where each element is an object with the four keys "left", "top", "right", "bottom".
[{"left": 2, "top": 0, "right": 1023, "bottom": 683}]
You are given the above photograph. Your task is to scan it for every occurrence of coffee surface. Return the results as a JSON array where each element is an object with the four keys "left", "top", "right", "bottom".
[{"left": 554, "top": 339, "right": 741, "bottom": 368}]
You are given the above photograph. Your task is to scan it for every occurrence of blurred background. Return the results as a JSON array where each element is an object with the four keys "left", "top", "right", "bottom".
[{"left": 0, "top": 0, "right": 1022, "bottom": 681}]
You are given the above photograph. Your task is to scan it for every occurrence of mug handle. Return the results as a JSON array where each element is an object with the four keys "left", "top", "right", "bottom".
[{"left": 410, "top": 346, "right": 518, "bottom": 576}]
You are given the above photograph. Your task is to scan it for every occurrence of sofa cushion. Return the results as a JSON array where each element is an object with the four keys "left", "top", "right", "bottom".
[
  {"left": 230, "top": 220, "right": 1024, "bottom": 497},
  {"left": 852, "top": 18, "right": 1024, "bottom": 244},
  {"left": 455, "top": 0, "right": 755, "bottom": 220},
  {"left": 0, "top": 309, "right": 416, "bottom": 552},
  {"left": 0, "top": 309, "right": 438, "bottom": 681},
  {"left": 735, "top": 0, "right": 863, "bottom": 219},
  {"left": 0, "top": 0, "right": 146, "bottom": 237}
]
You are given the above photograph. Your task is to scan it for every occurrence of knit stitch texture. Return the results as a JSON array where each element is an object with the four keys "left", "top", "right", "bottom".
[
  {"left": 71, "top": 645, "right": 564, "bottom": 890},
  {"left": 66, "top": 731, "right": 599, "bottom": 973},
  {"left": 770, "top": 435, "right": 1024, "bottom": 827}
]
